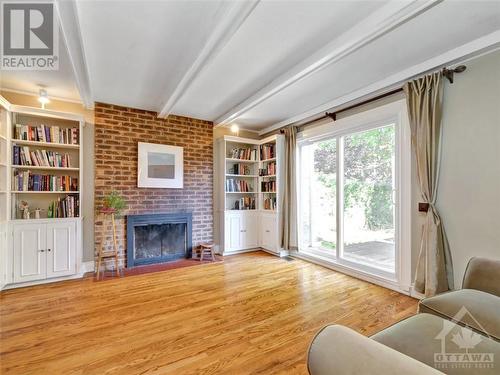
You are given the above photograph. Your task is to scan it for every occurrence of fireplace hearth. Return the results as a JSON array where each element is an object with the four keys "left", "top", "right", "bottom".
[{"left": 126, "top": 213, "right": 192, "bottom": 268}]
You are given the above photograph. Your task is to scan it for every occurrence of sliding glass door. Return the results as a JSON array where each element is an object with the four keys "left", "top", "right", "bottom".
[
  {"left": 298, "top": 121, "right": 399, "bottom": 279},
  {"left": 341, "top": 125, "right": 395, "bottom": 274}
]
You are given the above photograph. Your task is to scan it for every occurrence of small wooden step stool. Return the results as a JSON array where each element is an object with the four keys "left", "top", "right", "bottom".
[{"left": 199, "top": 243, "right": 215, "bottom": 262}]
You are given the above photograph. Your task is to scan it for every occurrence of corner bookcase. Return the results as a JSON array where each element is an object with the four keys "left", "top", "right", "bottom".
[
  {"left": 0, "top": 98, "right": 84, "bottom": 290},
  {"left": 214, "top": 134, "right": 287, "bottom": 256}
]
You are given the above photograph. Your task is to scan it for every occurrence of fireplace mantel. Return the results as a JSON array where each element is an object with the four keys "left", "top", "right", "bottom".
[{"left": 126, "top": 212, "right": 193, "bottom": 268}]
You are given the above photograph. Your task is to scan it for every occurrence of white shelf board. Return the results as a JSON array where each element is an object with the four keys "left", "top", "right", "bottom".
[
  {"left": 225, "top": 158, "right": 258, "bottom": 163},
  {"left": 260, "top": 174, "right": 276, "bottom": 178},
  {"left": 225, "top": 174, "right": 258, "bottom": 177},
  {"left": 260, "top": 191, "right": 277, "bottom": 194},
  {"left": 261, "top": 158, "right": 276, "bottom": 162},
  {"left": 12, "top": 165, "right": 79, "bottom": 171},
  {"left": 11, "top": 191, "right": 79, "bottom": 194},
  {"left": 12, "top": 139, "right": 80, "bottom": 149},
  {"left": 225, "top": 191, "right": 256, "bottom": 194},
  {"left": 0, "top": 134, "right": 7, "bottom": 141}
]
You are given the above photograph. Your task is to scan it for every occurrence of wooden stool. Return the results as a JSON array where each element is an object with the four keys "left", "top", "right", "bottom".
[
  {"left": 95, "top": 212, "right": 122, "bottom": 279},
  {"left": 199, "top": 243, "right": 215, "bottom": 262}
]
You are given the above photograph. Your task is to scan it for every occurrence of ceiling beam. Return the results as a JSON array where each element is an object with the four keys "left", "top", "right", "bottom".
[
  {"left": 214, "top": 0, "right": 441, "bottom": 127},
  {"left": 258, "top": 30, "right": 500, "bottom": 135},
  {"left": 54, "top": 0, "right": 93, "bottom": 108},
  {"left": 158, "top": 0, "right": 260, "bottom": 118}
]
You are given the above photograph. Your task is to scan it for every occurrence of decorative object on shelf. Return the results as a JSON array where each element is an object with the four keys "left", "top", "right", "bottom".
[
  {"left": 137, "top": 142, "right": 183, "bottom": 188},
  {"left": 34, "top": 208, "right": 43, "bottom": 219},
  {"left": 19, "top": 200, "right": 30, "bottom": 219},
  {"left": 102, "top": 190, "right": 127, "bottom": 217}
]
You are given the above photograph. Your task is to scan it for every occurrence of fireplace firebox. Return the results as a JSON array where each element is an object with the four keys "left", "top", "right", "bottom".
[{"left": 126, "top": 213, "right": 192, "bottom": 268}]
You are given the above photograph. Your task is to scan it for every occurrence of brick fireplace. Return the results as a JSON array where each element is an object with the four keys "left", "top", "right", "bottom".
[{"left": 94, "top": 102, "right": 213, "bottom": 266}]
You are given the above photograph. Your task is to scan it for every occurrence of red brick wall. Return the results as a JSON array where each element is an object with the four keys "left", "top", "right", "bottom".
[{"left": 94, "top": 102, "right": 213, "bottom": 266}]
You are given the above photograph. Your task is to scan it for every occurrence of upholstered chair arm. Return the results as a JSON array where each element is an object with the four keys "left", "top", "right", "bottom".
[
  {"left": 462, "top": 257, "right": 500, "bottom": 296},
  {"left": 307, "top": 325, "right": 443, "bottom": 375}
]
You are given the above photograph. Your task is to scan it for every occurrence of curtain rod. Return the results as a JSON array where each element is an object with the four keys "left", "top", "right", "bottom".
[
  {"left": 323, "top": 65, "right": 466, "bottom": 122},
  {"left": 279, "top": 65, "right": 467, "bottom": 133}
]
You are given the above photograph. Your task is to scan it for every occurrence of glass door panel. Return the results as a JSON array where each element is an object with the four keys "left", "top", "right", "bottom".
[
  {"left": 299, "top": 139, "right": 337, "bottom": 253},
  {"left": 341, "top": 125, "right": 396, "bottom": 273}
]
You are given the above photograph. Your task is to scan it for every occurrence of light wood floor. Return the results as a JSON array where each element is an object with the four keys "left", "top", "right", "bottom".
[{"left": 0, "top": 251, "right": 417, "bottom": 375}]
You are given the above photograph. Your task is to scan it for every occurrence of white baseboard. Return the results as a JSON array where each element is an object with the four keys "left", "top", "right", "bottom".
[{"left": 81, "top": 261, "right": 95, "bottom": 274}]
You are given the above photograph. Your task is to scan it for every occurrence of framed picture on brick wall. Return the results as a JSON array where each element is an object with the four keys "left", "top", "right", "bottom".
[{"left": 138, "top": 142, "right": 183, "bottom": 188}]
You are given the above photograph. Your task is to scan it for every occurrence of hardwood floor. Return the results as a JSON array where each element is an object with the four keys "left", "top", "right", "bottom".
[{"left": 0, "top": 251, "right": 417, "bottom": 375}]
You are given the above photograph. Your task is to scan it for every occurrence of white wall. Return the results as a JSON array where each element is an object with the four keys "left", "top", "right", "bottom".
[{"left": 412, "top": 50, "right": 500, "bottom": 288}]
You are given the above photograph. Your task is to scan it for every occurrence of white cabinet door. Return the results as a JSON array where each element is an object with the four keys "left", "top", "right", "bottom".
[
  {"left": 0, "top": 223, "right": 7, "bottom": 289},
  {"left": 13, "top": 224, "right": 46, "bottom": 283},
  {"left": 46, "top": 221, "right": 76, "bottom": 278},
  {"left": 260, "top": 215, "right": 277, "bottom": 252},
  {"left": 241, "top": 213, "right": 258, "bottom": 249},
  {"left": 225, "top": 214, "right": 243, "bottom": 251}
]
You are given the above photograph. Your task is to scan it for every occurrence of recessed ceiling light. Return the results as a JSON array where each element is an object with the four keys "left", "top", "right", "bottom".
[{"left": 230, "top": 124, "right": 239, "bottom": 134}]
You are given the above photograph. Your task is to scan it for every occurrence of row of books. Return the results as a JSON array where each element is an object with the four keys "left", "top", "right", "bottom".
[
  {"left": 14, "top": 124, "right": 79, "bottom": 145},
  {"left": 13, "top": 171, "right": 78, "bottom": 192},
  {"left": 48, "top": 195, "right": 79, "bottom": 218},
  {"left": 229, "top": 163, "right": 253, "bottom": 176},
  {"left": 263, "top": 197, "right": 277, "bottom": 210},
  {"left": 229, "top": 147, "right": 258, "bottom": 161},
  {"left": 260, "top": 143, "right": 275, "bottom": 160},
  {"left": 13, "top": 146, "right": 73, "bottom": 168},
  {"left": 232, "top": 197, "right": 256, "bottom": 210},
  {"left": 226, "top": 179, "right": 253, "bottom": 193},
  {"left": 259, "top": 161, "right": 276, "bottom": 176},
  {"left": 261, "top": 181, "right": 276, "bottom": 192}
]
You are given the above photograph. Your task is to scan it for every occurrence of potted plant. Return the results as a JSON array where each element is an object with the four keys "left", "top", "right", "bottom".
[{"left": 101, "top": 191, "right": 127, "bottom": 216}]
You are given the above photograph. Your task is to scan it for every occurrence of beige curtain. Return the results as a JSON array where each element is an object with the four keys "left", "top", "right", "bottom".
[
  {"left": 404, "top": 72, "right": 454, "bottom": 297},
  {"left": 280, "top": 126, "right": 298, "bottom": 250}
]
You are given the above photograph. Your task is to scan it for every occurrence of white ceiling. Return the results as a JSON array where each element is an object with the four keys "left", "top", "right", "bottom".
[{"left": 1, "top": 0, "right": 499, "bottom": 134}]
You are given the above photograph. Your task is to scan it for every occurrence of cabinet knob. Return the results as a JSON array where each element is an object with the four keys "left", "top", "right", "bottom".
[
  {"left": 265, "top": 230, "right": 270, "bottom": 233},
  {"left": 39, "top": 249, "right": 45, "bottom": 252},
  {"left": 47, "top": 249, "right": 51, "bottom": 252}
]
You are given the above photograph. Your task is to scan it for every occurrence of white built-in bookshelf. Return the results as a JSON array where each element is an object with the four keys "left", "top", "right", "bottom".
[
  {"left": 0, "top": 99, "right": 84, "bottom": 290},
  {"left": 10, "top": 108, "right": 82, "bottom": 219},
  {"left": 214, "top": 134, "right": 286, "bottom": 256}
]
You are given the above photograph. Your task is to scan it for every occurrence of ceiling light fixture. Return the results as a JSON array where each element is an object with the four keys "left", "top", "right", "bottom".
[
  {"left": 230, "top": 124, "right": 239, "bottom": 134},
  {"left": 38, "top": 89, "right": 50, "bottom": 109}
]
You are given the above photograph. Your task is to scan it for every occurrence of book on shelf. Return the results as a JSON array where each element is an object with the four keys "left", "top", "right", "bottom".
[
  {"left": 47, "top": 195, "right": 79, "bottom": 218},
  {"left": 14, "top": 124, "right": 79, "bottom": 145},
  {"left": 261, "top": 181, "right": 276, "bottom": 192},
  {"left": 13, "top": 145, "right": 73, "bottom": 168},
  {"left": 229, "top": 147, "right": 257, "bottom": 161},
  {"left": 230, "top": 163, "right": 252, "bottom": 175},
  {"left": 233, "top": 197, "right": 255, "bottom": 210},
  {"left": 259, "top": 161, "right": 276, "bottom": 176},
  {"left": 226, "top": 179, "right": 252, "bottom": 192},
  {"left": 263, "top": 197, "right": 277, "bottom": 210},
  {"left": 260, "top": 143, "right": 275, "bottom": 160},
  {"left": 13, "top": 170, "right": 78, "bottom": 192}
]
